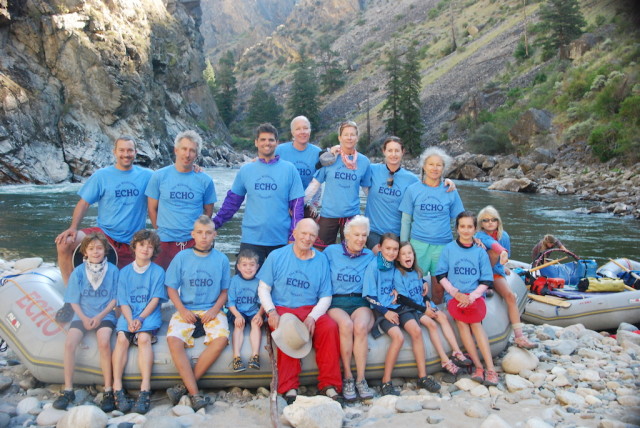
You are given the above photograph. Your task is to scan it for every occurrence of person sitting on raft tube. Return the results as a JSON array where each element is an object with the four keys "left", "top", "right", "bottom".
[{"left": 531, "top": 234, "right": 568, "bottom": 264}]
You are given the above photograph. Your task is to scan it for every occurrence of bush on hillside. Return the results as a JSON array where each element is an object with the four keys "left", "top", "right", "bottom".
[
  {"left": 563, "top": 117, "right": 596, "bottom": 143},
  {"left": 468, "top": 123, "right": 514, "bottom": 155},
  {"left": 588, "top": 122, "right": 621, "bottom": 162}
]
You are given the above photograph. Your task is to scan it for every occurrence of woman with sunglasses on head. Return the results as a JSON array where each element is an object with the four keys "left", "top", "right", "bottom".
[
  {"left": 476, "top": 206, "right": 536, "bottom": 349},
  {"left": 364, "top": 137, "right": 456, "bottom": 253}
]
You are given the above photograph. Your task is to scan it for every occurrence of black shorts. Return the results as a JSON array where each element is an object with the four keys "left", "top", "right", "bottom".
[
  {"left": 375, "top": 306, "right": 421, "bottom": 334},
  {"left": 228, "top": 312, "right": 261, "bottom": 326},
  {"left": 119, "top": 330, "right": 158, "bottom": 346},
  {"left": 69, "top": 319, "right": 115, "bottom": 334}
]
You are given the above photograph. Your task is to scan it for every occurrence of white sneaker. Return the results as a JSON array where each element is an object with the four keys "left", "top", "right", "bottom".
[
  {"left": 342, "top": 378, "right": 356, "bottom": 401},
  {"left": 355, "top": 379, "right": 374, "bottom": 399}
]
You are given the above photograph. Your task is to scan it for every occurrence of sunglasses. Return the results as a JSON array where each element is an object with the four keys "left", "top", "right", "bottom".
[
  {"left": 481, "top": 218, "right": 499, "bottom": 223},
  {"left": 387, "top": 169, "right": 397, "bottom": 187}
]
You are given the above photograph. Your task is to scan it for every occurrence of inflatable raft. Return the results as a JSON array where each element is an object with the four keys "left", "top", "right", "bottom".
[
  {"left": 0, "top": 266, "right": 527, "bottom": 389},
  {"left": 521, "top": 258, "right": 640, "bottom": 330}
]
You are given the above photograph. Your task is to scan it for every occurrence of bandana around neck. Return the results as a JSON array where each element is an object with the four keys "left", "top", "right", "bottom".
[
  {"left": 339, "top": 149, "right": 358, "bottom": 170},
  {"left": 377, "top": 253, "right": 394, "bottom": 271},
  {"left": 341, "top": 240, "right": 364, "bottom": 258},
  {"left": 85, "top": 258, "right": 108, "bottom": 291}
]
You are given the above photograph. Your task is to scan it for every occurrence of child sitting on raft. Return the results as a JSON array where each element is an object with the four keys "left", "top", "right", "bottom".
[
  {"left": 394, "top": 241, "right": 472, "bottom": 376},
  {"left": 228, "top": 249, "right": 264, "bottom": 372},
  {"left": 54, "top": 232, "right": 118, "bottom": 411},
  {"left": 476, "top": 206, "right": 536, "bottom": 349},
  {"left": 111, "top": 230, "right": 167, "bottom": 414},
  {"left": 436, "top": 211, "right": 499, "bottom": 386},
  {"left": 363, "top": 233, "right": 441, "bottom": 395}
]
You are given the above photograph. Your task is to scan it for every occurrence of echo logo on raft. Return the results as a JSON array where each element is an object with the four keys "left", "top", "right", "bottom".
[{"left": 15, "top": 291, "right": 63, "bottom": 336}]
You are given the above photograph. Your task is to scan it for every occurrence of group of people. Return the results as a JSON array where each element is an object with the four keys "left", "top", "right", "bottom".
[{"left": 53, "top": 117, "right": 536, "bottom": 412}]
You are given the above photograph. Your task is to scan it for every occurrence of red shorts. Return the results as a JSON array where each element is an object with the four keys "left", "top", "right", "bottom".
[
  {"left": 155, "top": 239, "right": 195, "bottom": 270},
  {"left": 80, "top": 227, "right": 134, "bottom": 269}
]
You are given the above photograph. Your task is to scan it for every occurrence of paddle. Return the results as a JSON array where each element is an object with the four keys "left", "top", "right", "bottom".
[
  {"left": 529, "top": 257, "right": 568, "bottom": 273},
  {"left": 527, "top": 293, "right": 572, "bottom": 308},
  {"left": 608, "top": 258, "right": 639, "bottom": 291}
]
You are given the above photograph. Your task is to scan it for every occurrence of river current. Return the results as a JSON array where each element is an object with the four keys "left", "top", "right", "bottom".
[{"left": 0, "top": 167, "right": 638, "bottom": 266}]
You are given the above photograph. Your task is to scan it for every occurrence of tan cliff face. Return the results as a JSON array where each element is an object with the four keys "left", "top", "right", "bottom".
[{"left": 0, "top": 0, "right": 230, "bottom": 184}]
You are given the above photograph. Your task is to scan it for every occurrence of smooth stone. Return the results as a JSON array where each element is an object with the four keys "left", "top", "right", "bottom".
[
  {"left": 141, "top": 416, "right": 181, "bottom": 428},
  {"left": 116, "top": 423, "right": 135, "bottom": 428},
  {"left": 464, "top": 402, "right": 488, "bottom": 418},
  {"left": 367, "top": 405, "right": 395, "bottom": 418},
  {"left": 256, "top": 387, "right": 270, "bottom": 397},
  {"left": 454, "top": 378, "right": 479, "bottom": 391},
  {"left": 282, "top": 396, "right": 344, "bottom": 428},
  {"left": 579, "top": 369, "right": 601, "bottom": 382},
  {"left": 427, "top": 414, "right": 445, "bottom": 424},
  {"left": 0, "top": 413, "right": 9, "bottom": 428},
  {"left": 10, "top": 414, "right": 34, "bottom": 425},
  {"left": 616, "top": 387, "right": 634, "bottom": 396},
  {"left": 616, "top": 330, "right": 640, "bottom": 346},
  {"left": 395, "top": 397, "right": 422, "bottom": 413},
  {"left": 480, "top": 414, "right": 512, "bottom": 428},
  {"left": 501, "top": 347, "right": 539, "bottom": 374},
  {"left": 528, "top": 373, "right": 546, "bottom": 388},
  {"left": 73, "top": 389, "right": 90, "bottom": 404},
  {"left": 177, "top": 395, "right": 191, "bottom": 407},
  {"left": 18, "top": 376, "right": 37, "bottom": 390},
  {"left": 555, "top": 390, "right": 586, "bottom": 407},
  {"left": 171, "top": 405, "right": 194, "bottom": 416},
  {"left": 0, "top": 376, "right": 12, "bottom": 393},
  {"left": 547, "top": 339, "right": 578, "bottom": 356},
  {"left": 107, "top": 413, "right": 147, "bottom": 425},
  {"left": 617, "top": 396, "right": 640, "bottom": 406},
  {"left": 56, "top": 405, "right": 108, "bottom": 428},
  {"left": 176, "top": 413, "right": 205, "bottom": 426},
  {"left": 35, "top": 408, "right": 66, "bottom": 426},
  {"left": 585, "top": 395, "right": 602, "bottom": 406},
  {"left": 0, "top": 402, "right": 17, "bottom": 416},
  {"left": 373, "top": 395, "right": 399, "bottom": 409},
  {"left": 505, "top": 374, "right": 533, "bottom": 392},
  {"left": 470, "top": 385, "right": 490, "bottom": 397},
  {"left": 422, "top": 401, "right": 440, "bottom": 410},
  {"left": 617, "top": 322, "right": 638, "bottom": 332},
  {"left": 525, "top": 417, "right": 553, "bottom": 428},
  {"left": 16, "top": 397, "right": 40, "bottom": 415},
  {"left": 551, "top": 374, "right": 571, "bottom": 387},
  {"left": 597, "top": 420, "right": 627, "bottom": 428}
]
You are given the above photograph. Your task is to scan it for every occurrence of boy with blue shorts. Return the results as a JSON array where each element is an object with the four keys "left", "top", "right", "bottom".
[
  {"left": 165, "top": 215, "right": 230, "bottom": 410},
  {"left": 228, "top": 249, "right": 264, "bottom": 372}
]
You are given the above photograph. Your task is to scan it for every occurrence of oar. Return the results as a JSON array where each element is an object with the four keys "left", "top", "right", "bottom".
[
  {"left": 528, "top": 293, "right": 572, "bottom": 308},
  {"left": 608, "top": 259, "right": 639, "bottom": 291},
  {"left": 529, "top": 257, "right": 568, "bottom": 273}
]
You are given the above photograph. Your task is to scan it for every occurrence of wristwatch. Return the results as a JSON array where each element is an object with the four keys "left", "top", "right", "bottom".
[{"left": 267, "top": 308, "right": 276, "bottom": 317}]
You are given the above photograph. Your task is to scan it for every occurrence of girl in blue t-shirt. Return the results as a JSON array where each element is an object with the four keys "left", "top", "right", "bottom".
[
  {"left": 394, "top": 241, "right": 472, "bottom": 376},
  {"left": 476, "top": 206, "right": 536, "bottom": 350},
  {"left": 54, "top": 233, "right": 118, "bottom": 412},
  {"left": 112, "top": 230, "right": 167, "bottom": 414},
  {"left": 363, "top": 233, "right": 441, "bottom": 395},
  {"left": 435, "top": 211, "right": 498, "bottom": 386}
]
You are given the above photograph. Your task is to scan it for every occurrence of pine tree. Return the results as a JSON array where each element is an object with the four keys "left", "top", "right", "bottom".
[
  {"left": 538, "top": 0, "right": 586, "bottom": 60},
  {"left": 379, "top": 45, "right": 403, "bottom": 136},
  {"left": 397, "top": 44, "right": 425, "bottom": 156},
  {"left": 287, "top": 50, "right": 320, "bottom": 129},
  {"left": 246, "top": 81, "right": 283, "bottom": 130},
  {"left": 317, "top": 35, "right": 345, "bottom": 95},
  {"left": 213, "top": 51, "right": 237, "bottom": 126}
]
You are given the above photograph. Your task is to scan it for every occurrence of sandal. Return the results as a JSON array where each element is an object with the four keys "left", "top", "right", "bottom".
[
  {"left": 114, "top": 389, "right": 132, "bottom": 413},
  {"left": 514, "top": 335, "right": 537, "bottom": 349},
  {"left": 471, "top": 367, "right": 484, "bottom": 383},
  {"left": 284, "top": 389, "right": 298, "bottom": 405},
  {"left": 442, "top": 359, "right": 459, "bottom": 375},
  {"left": 248, "top": 354, "right": 260, "bottom": 370},
  {"left": 484, "top": 370, "right": 499, "bottom": 386},
  {"left": 451, "top": 351, "right": 472, "bottom": 367},
  {"left": 132, "top": 390, "right": 151, "bottom": 414}
]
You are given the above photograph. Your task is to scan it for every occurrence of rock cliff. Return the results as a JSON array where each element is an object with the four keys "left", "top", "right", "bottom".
[{"left": 0, "top": 0, "right": 232, "bottom": 184}]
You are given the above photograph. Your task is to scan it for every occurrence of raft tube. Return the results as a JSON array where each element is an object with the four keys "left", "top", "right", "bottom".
[{"left": 0, "top": 266, "right": 527, "bottom": 389}]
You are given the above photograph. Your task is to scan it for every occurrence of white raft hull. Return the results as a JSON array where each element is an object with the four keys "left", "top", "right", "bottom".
[{"left": 0, "top": 267, "right": 527, "bottom": 389}]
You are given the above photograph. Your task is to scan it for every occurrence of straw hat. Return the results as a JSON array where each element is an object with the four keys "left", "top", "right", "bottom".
[{"left": 271, "top": 313, "right": 312, "bottom": 359}]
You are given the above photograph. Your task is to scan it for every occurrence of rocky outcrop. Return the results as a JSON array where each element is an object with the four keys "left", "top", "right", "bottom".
[
  {"left": 0, "top": 0, "right": 232, "bottom": 184},
  {"left": 509, "top": 108, "right": 558, "bottom": 152}
]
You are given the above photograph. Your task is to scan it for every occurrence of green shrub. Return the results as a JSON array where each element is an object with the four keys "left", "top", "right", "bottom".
[
  {"left": 595, "top": 15, "right": 606, "bottom": 26},
  {"left": 563, "top": 117, "right": 596, "bottom": 143},
  {"left": 449, "top": 101, "right": 463, "bottom": 111},
  {"left": 468, "top": 123, "right": 514, "bottom": 155},
  {"left": 619, "top": 95, "right": 640, "bottom": 126},
  {"left": 591, "top": 72, "right": 629, "bottom": 116},
  {"left": 320, "top": 131, "right": 338, "bottom": 149},
  {"left": 533, "top": 73, "right": 547, "bottom": 85},
  {"left": 588, "top": 122, "right": 622, "bottom": 161}
]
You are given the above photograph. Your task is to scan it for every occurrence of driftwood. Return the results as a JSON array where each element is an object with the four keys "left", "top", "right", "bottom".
[{"left": 266, "top": 326, "right": 282, "bottom": 428}]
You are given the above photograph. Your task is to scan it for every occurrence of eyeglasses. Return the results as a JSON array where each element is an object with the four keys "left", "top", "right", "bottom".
[{"left": 481, "top": 218, "right": 499, "bottom": 223}]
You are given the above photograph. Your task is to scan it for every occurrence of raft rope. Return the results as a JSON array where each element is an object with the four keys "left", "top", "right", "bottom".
[{"left": 5, "top": 277, "right": 67, "bottom": 336}]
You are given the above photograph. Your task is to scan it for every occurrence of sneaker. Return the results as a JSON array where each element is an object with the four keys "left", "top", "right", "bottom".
[
  {"left": 166, "top": 383, "right": 187, "bottom": 405},
  {"left": 417, "top": 376, "right": 441, "bottom": 393},
  {"left": 52, "top": 390, "right": 75, "bottom": 410},
  {"left": 381, "top": 381, "right": 399, "bottom": 396},
  {"left": 114, "top": 389, "right": 132, "bottom": 413},
  {"left": 471, "top": 367, "right": 484, "bottom": 383},
  {"left": 132, "top": 390, "right": 151, "bottom": 414},
  {"left": 451, "top": 351, "right": 473, "bottom": 367},
  {"left": 442, "top": 360, "right": 460, "bottom": 376},
  {"left": 189, "top": 393, "right": 211, "bottom": 411},
  {"left": 342, "top": 378, "right": 357, "bottom": 401},
  {"left": 248, "top": 354, "right": 260, "bottom": 370},
  {"left": 101, "top": 390, "right": 116, "bottom": 413},
  {"left": 355, "top": 379, "right": 374, "bottom": 400},
  {"left": 514, "top": 335, "right": 537, "bottom": 349},
  {"left": 232, "top": 356, "right": 246, "bottom": 372},
  {"left": 284, "top": 389, "right": 298, "bottom": 405},
  {"left": 484, "top": 370, "right": 499, "bottom": 387}
]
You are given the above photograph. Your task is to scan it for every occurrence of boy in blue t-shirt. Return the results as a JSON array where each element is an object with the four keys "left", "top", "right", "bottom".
[
  {"left": 54, "top": 233, "right": 118, "bottom": 412},
  {"left": 111, "top": 230, "right": 167, "bottom": 414},
  {"left": 165, "top": 216, "right": 230, "bottom": 411},
  {"left": 227, "top": 249, "right": 264, "bottom": 372}
]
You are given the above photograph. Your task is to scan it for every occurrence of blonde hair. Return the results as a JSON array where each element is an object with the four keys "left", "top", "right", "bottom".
[
  {"left": 338, "top": 121, "right": 358, "bottom": 136},
  {"left": 477, "top": 205, "right": 503, "bottom": 240}
]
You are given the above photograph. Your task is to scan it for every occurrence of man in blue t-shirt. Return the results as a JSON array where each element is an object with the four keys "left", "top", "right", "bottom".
[
  {"left": 55, "top": 136, "right": 152, "bottom": 283},
  {"left": 257, "top": 218, "right": 342, "bottom": 403},
  {"left": 214, "top": 123, "right": 304, "bottom": 267},
  {"left": 146, "top": 130, "right": 217, "bottom": 269},
  {"left": 275, "top": 116, "right": 322, "bottom": 188}
]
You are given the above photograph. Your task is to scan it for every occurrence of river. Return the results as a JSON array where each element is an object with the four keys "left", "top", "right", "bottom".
[{"left": 0, "top": 167, "right": 638, "bottom": 266}]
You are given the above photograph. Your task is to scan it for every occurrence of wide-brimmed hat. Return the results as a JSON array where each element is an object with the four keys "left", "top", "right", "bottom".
[
  {"left": 447, "top": 296, "right": 486, "bottom": 324},
  {"left": 271, "top": 313, "right": 312, "bottom": 359}
]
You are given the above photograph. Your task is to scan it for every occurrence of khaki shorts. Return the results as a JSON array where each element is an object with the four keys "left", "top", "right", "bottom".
[{"left": 167, "top": 310, "right": 229, "bottom": 348}]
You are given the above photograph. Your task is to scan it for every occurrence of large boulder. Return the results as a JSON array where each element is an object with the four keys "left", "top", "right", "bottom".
[
  {"left": 282, "top": 396, "right": 344, "bottom": 428},
  {"left": 509, "top": 109, "right": 557, "bottom": 151},
  {"left": 56, "top": 405, "right": 108, "bottom": 428},
  {"left": 488, "top": 177, "right": 537, "bottom": 193},
  {"left": 501, "top": 347, "right": 539, "bottom": 374}
]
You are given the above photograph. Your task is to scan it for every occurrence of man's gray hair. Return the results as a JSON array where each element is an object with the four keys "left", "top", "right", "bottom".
[
  {"left": 290, "top": 116, "right": 311, "bottom": 132},
  {"left": 175, "top": 130, "right": 202, "bottom": 154}
]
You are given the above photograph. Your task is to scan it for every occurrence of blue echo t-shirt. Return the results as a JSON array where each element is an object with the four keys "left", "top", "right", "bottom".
[
  {"left": 78, "top": 165, "right": 152, "bottom": 243},
  {"left": 228, "top": 275, "right": 260, "bottom": 317},
  {"left": 116, "top": 262, "right": 167, "bottom": 332},
  {"left": 145, "top": 166, "right": 217, "bottom": 242},
  {"left": 314, "top": 154, "right": 372, "bottom": 218},
  {"left": 394, "top": 269, "right": 425, "bottom": 306},
  {"left": 399, "top": 181, "right": 465, "bottom": 245},
  {"left": 275, "top": 142, "right": 322, "bottom": 189},
  {"left": 474, "top": 230, "right": 511, "bottom": 277},
  {"left": 165, "top": 248, "right": 231, "bottom": 311},
  {"left": 230, "top": 159, "right": 304, "bottom": 246},
  {"left": 362, "top": 260, "right": 399, "bottom": 310},
  {"left": 323, "top": 244, "right": 374, "bottom": 295},
  {"left": 65, "top": 262, "right": 118, "bottom": 323},
  {"left": 257, "top": 244, "right": 332, "bottom": 308},
  {"left": 364, "top": 165, "right": 420, "bottom": 235},
  {"left": 435, "top": 241, "right": 494, "bottom": 303}
]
